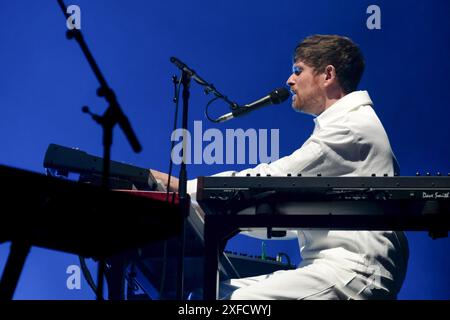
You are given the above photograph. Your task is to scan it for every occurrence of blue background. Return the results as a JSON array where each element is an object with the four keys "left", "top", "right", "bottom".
[{"left": 0, "top": 0, "right": 449, "bottom": 299}]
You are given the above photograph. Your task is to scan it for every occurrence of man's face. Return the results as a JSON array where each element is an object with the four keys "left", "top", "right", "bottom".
[{"left": 286, "top": 60, "right": 325, "bottom": 115}]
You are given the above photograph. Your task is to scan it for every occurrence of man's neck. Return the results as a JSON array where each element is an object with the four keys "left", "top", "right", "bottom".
[{"left": 319, "top": 90, "right": 346, "bottom": 114}]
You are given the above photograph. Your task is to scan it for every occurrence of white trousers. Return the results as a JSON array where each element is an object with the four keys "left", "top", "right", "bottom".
[{"left": 218, "top": 259, "right": 397, "bottom": 300}]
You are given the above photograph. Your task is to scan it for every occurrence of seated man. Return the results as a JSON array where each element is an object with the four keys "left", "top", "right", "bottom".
[{"left": 152, "top": 34, "right": 409, "bottom": 300}]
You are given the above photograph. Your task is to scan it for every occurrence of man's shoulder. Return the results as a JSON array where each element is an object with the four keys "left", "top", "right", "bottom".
[
  {"left": 314, "top": 105, "right": 386, "bottom": 140},
  {"left": 341, "top": 106, "right": 391, "bottom": 144}
]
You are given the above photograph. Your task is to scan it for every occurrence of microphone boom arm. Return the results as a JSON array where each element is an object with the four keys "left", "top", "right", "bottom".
[
  {"left": 57, "top": 0, "right": 142, "bottom": 154},
  {"left": 170, "top": 57, "right": 239, "bottom": 109}
]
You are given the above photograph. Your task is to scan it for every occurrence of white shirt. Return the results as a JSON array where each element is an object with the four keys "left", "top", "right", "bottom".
[{"left": 187, "top": 90, "right": 409, "bottom": 295}]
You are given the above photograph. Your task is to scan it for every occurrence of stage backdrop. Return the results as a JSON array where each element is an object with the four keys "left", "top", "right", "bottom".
[{"left": 0, "top": 0, "right": 449, "bottom": 299}]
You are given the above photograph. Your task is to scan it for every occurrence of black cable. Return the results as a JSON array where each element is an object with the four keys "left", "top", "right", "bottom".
[
  {"left": 276, "top": 252, "right": 292, "bottom": 267},
  {"left": 45, "top": 169, "right": 100, "bottom": 297},
  {"left": 205, "top": 96, "right": 222, "bottom": 123},
  {"left": 167, "top": 72, "right": 183, "bottom": 203},
  {"left": 78, "top": 256, "right": 98, "bottom": 295},
  {"left": 157, "top": 72, "right": 183, "bottom": 298}
]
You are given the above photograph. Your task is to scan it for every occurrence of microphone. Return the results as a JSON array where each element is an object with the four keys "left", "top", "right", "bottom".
[{"left": 216, "top": 87, "right": 290, "bottom": 123}]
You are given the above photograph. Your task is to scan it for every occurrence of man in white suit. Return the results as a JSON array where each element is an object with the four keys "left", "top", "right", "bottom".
[{"left": 152, "top": 34, "right": 409, "bottom": 299}]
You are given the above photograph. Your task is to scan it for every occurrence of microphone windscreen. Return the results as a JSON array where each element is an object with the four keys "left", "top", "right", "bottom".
[{"left": 270, "top": 88, "right": 290, "bottom": 104}]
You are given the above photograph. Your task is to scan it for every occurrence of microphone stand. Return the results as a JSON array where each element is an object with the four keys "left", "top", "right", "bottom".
[
  {"left": 175, "top": 70, "right": 191, "bottom": 300},
  {"left": 56, "top": 0, "right": 142, "bottom": 300},
  {"left": 170, "top": 57, "right": 237, "bottom": 299}
]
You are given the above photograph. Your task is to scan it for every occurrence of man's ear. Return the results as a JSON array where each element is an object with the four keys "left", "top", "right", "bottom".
[
  {"left": 324, "top": 65, "right": 336, "bottom": 81},
  {"left": 322, "top": 65, "right": 339, "bottom": 90}
]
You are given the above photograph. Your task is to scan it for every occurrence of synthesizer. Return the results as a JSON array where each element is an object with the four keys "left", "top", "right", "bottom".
[
  {"left": 42, "top": 144, "right": 296, "bottom": 299},
  {"left": 196, "top": 175, "right": 450, "bottom": 299},
  {"left": 197, "top": 175, "right": 450, "bottom": 218},
  {"left": 197, "top": 175, "right": 450, "bottom": 201}
]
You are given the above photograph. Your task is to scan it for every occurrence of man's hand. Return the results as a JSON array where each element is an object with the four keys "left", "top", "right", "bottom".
[{"left": 150, "top": 169, "right": 180, "bottom": 192}]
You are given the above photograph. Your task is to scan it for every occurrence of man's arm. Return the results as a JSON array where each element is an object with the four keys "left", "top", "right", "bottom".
[{"left": 150, "top": 169, "right": 179, "bottom": 192}]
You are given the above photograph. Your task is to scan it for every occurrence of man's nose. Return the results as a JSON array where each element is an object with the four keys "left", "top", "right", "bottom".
[{"left": 286, "top": 74, "right": 295, "bottom": 86}]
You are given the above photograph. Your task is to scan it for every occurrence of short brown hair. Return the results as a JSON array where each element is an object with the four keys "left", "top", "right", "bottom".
[{"left": 294, "top": 35, "right": 365, "bottom": 94}]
